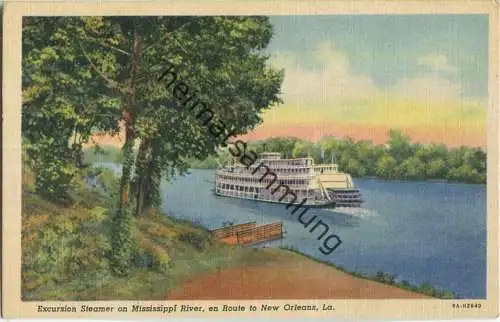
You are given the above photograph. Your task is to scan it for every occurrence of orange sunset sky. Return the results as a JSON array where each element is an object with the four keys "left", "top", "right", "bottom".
[{"left": 236, "top": 15, "right": 488, "bottom": 148}]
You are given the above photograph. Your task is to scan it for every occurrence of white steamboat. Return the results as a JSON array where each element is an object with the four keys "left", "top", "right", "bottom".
[{"left": 214, "top": 152, "right": 363, "bottom": 208}]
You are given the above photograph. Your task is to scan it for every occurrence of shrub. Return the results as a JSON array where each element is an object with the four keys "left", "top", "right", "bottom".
[
  {"left": 178, "top": 231, "right": 210, "bottom": 251},
  {"left": 135, "top": 232, "right": 170, "bottom": 273}
]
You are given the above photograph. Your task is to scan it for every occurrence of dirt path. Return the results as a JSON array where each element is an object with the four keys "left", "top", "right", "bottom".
[{"left": 167, "top": 251, "right": 429, "bottom": 299}]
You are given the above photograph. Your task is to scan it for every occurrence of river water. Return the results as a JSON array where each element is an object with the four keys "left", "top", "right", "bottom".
[
  {"left": 98, "top": 163, "right": 487, "bottom": 298},
  {"left": 160, "top": 169, "right": 486, "bottom": 299}
]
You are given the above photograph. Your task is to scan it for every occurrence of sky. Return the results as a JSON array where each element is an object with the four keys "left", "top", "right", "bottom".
[{"left": 240, "top": 15, "right": 489, "bottom": 147}]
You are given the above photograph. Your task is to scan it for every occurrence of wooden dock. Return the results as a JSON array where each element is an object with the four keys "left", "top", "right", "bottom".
[{"left": 211, "top": 221, "right": 284, "bottom": 246}]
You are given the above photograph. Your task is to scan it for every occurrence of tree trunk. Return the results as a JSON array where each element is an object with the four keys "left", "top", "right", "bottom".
[
  {"left": 118, "top": 26, "right": 141, "bottom": 211},
  {"left": 119, "top": 128, "right": 134, "bottom": 209},
  {"left": 134, "top": 138, "right": 151, "bottom": 216}
]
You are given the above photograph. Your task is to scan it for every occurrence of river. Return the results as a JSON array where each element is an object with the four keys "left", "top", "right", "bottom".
[
  {"left": 98, "top": 163, "right": 487, "bottom": 299},
  {"left": 160, "top": 169, "right": 486, "bottom": 299}
]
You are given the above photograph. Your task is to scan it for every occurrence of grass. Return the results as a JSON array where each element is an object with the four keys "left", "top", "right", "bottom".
[
  {"left": 21, "top": 165, "right": 293, "bottom": 300},
  {"left": 22, "top": 188, "right": 279, "bottom": 300}
]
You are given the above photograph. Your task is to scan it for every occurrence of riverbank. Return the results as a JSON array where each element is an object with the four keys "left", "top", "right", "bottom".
[
  {"left": 83, "top": 130, "right": 487, "bottom": 186},
  {"left": 22, "top": 167, "right": 452, "bottom": 300},
  {"left": 189, "top": 163, "right": 486, "bottom": 185}
]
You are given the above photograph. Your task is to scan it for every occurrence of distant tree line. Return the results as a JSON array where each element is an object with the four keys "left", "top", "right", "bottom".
[{"left": 192, "top": 129, "right": 486, "bottom": 184}]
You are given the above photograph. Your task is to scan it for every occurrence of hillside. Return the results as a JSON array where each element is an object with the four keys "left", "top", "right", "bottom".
[{"left": 22, "top": 176, "right": 271, "bottom": 300}]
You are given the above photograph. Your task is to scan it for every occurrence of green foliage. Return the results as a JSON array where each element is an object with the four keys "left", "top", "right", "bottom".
[
  {"left": 22, "top": 18, "right": 122, "bottom": 203},
  {"left": 188, "top": 148, "right": 233, "bottom": 169},
  {"left": 22, "top": 191, "right": 111, "bottom": 294},
  {"left": 373, "top": 271, "right": 396, "bottom": 284},
  {"left": 22, "top": 17, "right": 284, "bottom": 279},
  {"left": 30, "top": 152, "right": 77, "bottom": 204},
  {"left": 189, "top": 154, "right": 222, "bottom": 169},
  {"left": 178, "top": 231, "right": 213, "bottom": 251},
  {"left": 22, "top": 170, "right": 290, "bottom": 300},
  {"left": 22, "top": 16, "right": 283, "bottom": 217}
]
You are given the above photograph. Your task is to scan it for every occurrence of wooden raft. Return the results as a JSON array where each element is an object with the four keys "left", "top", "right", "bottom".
[{"left": 211, "top": 221, "right": 284, "bottom": 246}]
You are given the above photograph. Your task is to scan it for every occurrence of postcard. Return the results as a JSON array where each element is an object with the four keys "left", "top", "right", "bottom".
[{"left": 2, "top": 0, "right": 499, "bottom": 319}]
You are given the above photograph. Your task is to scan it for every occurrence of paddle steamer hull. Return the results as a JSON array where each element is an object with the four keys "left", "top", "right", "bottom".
[{"left": 213, "top": 189, "right": 337, "bottom": 209}]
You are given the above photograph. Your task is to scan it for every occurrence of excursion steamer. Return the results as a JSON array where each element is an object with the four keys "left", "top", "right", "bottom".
[{"left": 214, "top": 152, "right": 363, "bottom": 208}]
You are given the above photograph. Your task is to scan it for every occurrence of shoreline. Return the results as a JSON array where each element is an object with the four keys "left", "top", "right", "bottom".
[
  {"left": 276, "top": 246, "right": 457, "bottom": 299},
  {"left": 166, "top": 247, "right": 436, "bottom": 300},
  {"left": 189, "top": 166, "right": 486, "bottom": 185}
]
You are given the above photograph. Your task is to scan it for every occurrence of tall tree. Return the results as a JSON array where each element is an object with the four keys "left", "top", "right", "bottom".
[
  {"left": 23, "top": 16, "right": 283, "bottom": 211},
  {"left": 23, "top": 16, "right": 283, "bottom": 273}
]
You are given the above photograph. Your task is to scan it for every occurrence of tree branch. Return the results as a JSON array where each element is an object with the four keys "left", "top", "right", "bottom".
[
  {"left": 84, "top": 36, "right": 131, "bottom": 56},
  {"left": 139, "top": 20, "right": 192, "bottom": 57},
  {"left": 78, "top": 41, "right": 126, "bottom": 94}
]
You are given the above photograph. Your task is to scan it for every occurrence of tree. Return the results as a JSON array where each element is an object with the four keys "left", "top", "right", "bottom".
[
  {"left": 259, "top": 137, "right": 300, "bottom": 158},
  {"left": 375, "top": 154, "right": 397, "bottom": 179},
  {"left": 426, "top": 158, "right": 447, "bottom": 179},
  {"left": 387, "top": 129, "right": 413, "bottom": 162},
  {"left": 22, "top": 17, "right": 122, "bottom": 203},
  {"left": 25, "top": 16, "right": 283, "bottom": 215},
  {"left": 345, "top": 158, "right": 366, "bottom": 177},
  {"left": 292, "top": 140, "right": 314, "bottom": 158},
  {"left": 23, "top": 16, "right": 283, "bottom": 274},
  {"left": 396, "top": 156, "right": 425, "bottom": 180},
  {"left": 351, "top": 140, "right": 375, "bottom": 174},
  {"left": 447, "top": 164, "right": 481, "bottom": 183},
  {"left": 124, "top": 17, "right": 284, "bottom": 215},
  {"left": 447, "top": 146, "right": 468, "bottom": 168}
]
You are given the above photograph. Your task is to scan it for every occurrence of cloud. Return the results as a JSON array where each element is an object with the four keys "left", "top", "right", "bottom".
[
  {"left": 271, "top": 41, "right": 376, "bottom": 103},
  {"left": 391, "top": 54, "right": 463, "bottom": 101},
  {"left": 388, "top": 74, "right": 463, "bottom": 101},
  {"left": 271, "top": 44, "right": 468, "bottom": 105},
  {"left": 416, "top": 54, "right": 457, "bottom": 73}
]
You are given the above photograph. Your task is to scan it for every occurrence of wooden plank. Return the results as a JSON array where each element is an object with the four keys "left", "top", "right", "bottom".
[
  {"left": 219, "top": 235, "right": 238, "bottom": 245},
  {"left": 236, "top": 222, "right": 283, "bottom": 245},
  {"left": 211, "top": 221, "right": 257, "bottom": 240},
  {"left": 213, "top": 221, "right": 284, "bottom": 245}
]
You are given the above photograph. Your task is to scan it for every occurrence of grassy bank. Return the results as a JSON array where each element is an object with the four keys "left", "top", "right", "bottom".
[
  {"left": 22, "top": 168, "right": 282, "bottom": 300},
  {"left": 20, "top": 165, "right": 302, "bottom": 300},
  {"left": 279, "top": 246, "right": 457, "bottom": 299}
]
